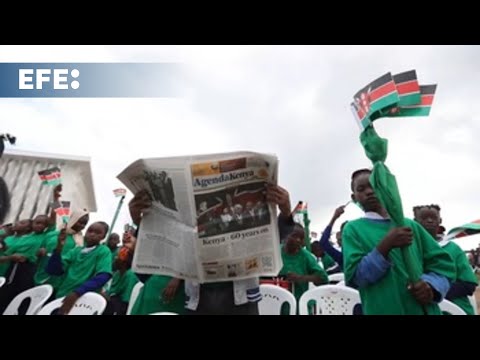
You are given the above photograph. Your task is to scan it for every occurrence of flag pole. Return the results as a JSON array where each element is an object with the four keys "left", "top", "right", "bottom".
[
  {"left": 303, "top": 209, "right": 311, "bottom": 252},
  {"left": 106, "top": 195, "right": 126, "bottom": 241}
]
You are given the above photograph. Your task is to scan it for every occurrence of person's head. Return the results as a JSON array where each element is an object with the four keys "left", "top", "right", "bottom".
[
  {"left": 311, "top": 241, "right": 325, "bottom": 258},
  {"left": 159, "top": 171, "right": 166, "bottom": 181},
  {"left": 32, "top": 215, "right": 49, "bottom": 234},
  {"left": 246, "top": 202, "right": 253, "bottom": 211},
  {"left": 114, "top": 246, "right": 134, "bottom": 272},
  {"left": 336, "top": 221, "right": 348, "bottom": 247},
  {"left": 68, "top": 209, "right": 90, "bottom": 233},
  {"left": 413, "top": 204, "right": 441, "bottom": 239},
  {"left": 223, "top": 207, "right": 230, "bottom": 215},
  {"left": 13, "top": 219, "right": 32, "bottom": 235},
  {"left": 234, "top": 204, "right": 243, "bottom": 215},
  {"left": 285, "top": 223, "right": 305, "bottom": 254},
  {"left": 84, "top": 221, "right": 109, "bottom": 247},
  {"left": 226, "top": 193, "right": 233, "bottom": 207},
  {"left": 350, "top": 169, "right": 382, "bottom": 212},
  {"left": 107, "top": 233, "right": 120, "bottom": 250},
  {"left": 199, "top": 201, "right": 208, "bottom": 212},
  {"left": 0, "top": 223, "right": 13, "bottom": 237}
]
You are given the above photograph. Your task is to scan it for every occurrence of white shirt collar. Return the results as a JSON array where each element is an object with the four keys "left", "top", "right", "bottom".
[{"left": 364, "top": 211, "right": 390, "bottom": 220}]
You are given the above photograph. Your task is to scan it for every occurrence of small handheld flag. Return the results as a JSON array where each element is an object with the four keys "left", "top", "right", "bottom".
[
  {"left": 53, "top": 201, "right": 71, "bottom": 224},
  {"left": 446, "top": 219, "right": 480, "bottom": 241},
  {"left": 113, "top": 188, "right": 127, "bottom": 198},
  {"left": 38, "top": 167, "right": 61, "bottom": 186}
]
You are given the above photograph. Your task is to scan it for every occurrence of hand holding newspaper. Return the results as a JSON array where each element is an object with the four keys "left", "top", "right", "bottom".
[{"left": 117, "top": 151, "right": 282, "bottom": 283}]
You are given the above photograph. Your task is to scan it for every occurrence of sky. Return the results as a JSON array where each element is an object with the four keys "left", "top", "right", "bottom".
[{"left": 1, "top": 45, "right": 479, "bottom": 250}]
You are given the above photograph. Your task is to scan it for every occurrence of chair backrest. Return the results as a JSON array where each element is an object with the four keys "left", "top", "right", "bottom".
[
  {"left": 3, "top": 284, "right": 53, "bottom": 315},
  {"left": 127, "top": 282, "right": 144, "bottom": 315},
  {"left": 328, "top": 273, "right": 344, "bottom": 284},
  {"left": 439, "top": 299, "right": 467, "bottom": 315},
  {"left": 37, "top": 292, "right": 107, "bottom": 315},
  {"left": 299, "top": 285, "right": 361, "bottom": 315},
  {"left": 0, "top": 277, "right": 5, "bottom": 288},
  {"left": 468, "top": 295, "right": 478, "bottom": 315},
  {"left": 149, "top": 312, "right": 178, "bottom": 315},
  {"left": 258, "top": 284, "right": 297, "bottom": 315},
  {"left": 336, "top": 280, "right": 345, "bottom": 286}
]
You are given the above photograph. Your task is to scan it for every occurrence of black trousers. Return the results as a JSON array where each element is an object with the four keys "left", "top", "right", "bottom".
[
  {"left": 186, "top": 282, "right": 259, "bottom": 315},
  {"left": 0, "top": 262, "right": 36, "bottom": 314}
]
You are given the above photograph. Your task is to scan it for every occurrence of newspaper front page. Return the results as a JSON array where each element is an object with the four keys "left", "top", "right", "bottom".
[{"left": 117, "top": 151, "right": 282, "bottom": 283}]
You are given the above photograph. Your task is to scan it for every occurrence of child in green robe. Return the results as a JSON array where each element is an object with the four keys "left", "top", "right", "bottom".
[
  {"left": 46, "top": 221, "right": 112, "bottom": 315},
  {"left": 343, "top": 169, "right": 456, "bottom": 315},
  {"left": 414, "top": 204, "right": 478, "bottom": 315}
]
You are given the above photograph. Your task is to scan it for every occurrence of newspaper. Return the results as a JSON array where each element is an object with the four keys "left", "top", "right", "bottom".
[{"left": 117, "top": 151, "right": 282, "bottom": 283}]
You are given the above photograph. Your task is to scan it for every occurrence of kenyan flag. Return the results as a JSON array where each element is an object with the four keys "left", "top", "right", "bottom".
[
  {"left": 382, "top": 85, "right": 437, "bottom": 118},
  {"left": 38, "top": 167, "right": 62, "bottom": 186},
  {"left": 446, "top": 219, "right": 480, "bottom": 240},
  {"left": 393, "top": 70, "right": 421, "bottom": 106},
  {"left": 351, "top": 101, "right": 372, "bottom": 131},
  {"left": 292, "top": 201, "right": 308, "bottom": 215},
  {"left": 53, "top": 200, "right": 71, "bottom": 224},
  {"left": 353, "top": 72, "right": 400, "bottom": 119}
]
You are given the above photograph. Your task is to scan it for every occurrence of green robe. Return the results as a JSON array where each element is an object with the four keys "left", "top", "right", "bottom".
[
  {"left": 34, "top": 230, "right": 76, "bottom": 291},
  {"left": 343, "top": 217, "right": 456, "bottom": 315},
  {"left": 441, "top": 240, "right": 478, "bottom": 315},
  {"left": 107, "top": 269, "right": 139, "bottom": 303},
  {"left": 321, "top": 253, "right": 337, "bottom": 271},
  {"left": 0, "top": 235, "right": 26, "bottom": 276},
  {"left": 279, "top": 247, "right": 328, "bottom": 302},
  {"left": 130, "top": 275, "right": 186, "bottom": 315},
  {"left": 56, "top": 244, "right": 112, "bottom": 298}
]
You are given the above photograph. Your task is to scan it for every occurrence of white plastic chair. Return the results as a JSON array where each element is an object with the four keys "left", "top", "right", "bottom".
[
  {"left": 439, "top": 299, "right": 466, "bottom": 315},
  {"left": 328, "top": 273, "right": 344, "bottom": 284},
  {"left": 127, "top": 282, "right": 144, "bottom": 315},
  {"left": 37, "top": 292, "right": 107, "bottom": 315},
  {"left": 149, "top": 312, "right": 178, "bottom": 315},
  {"left": 258, "top": 284, "right": 297, "bottom": 315},
  {"left": 0, "top": 277, "right": 5, "bottom": 288},
  {"left": 299, "top": 285, "right": 361, "bottom": 315},
  {"left": 336, "top": 280, "right": 345, "bottom": 286},
  {"left": 3, "top": 284, "right": 53, "bottom": 315},
  {"left": 468, "top": 295, "right": 478, "bottom": 315}
]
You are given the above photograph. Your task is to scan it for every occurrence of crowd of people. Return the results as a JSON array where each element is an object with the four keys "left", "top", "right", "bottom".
[{"left": 0, "top": 166, "right": 478, "bottom": 315}]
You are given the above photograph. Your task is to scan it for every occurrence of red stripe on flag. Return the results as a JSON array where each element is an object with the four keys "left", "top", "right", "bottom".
[
  {"left": 396, "top": 81, "right": 420, "bottom": 95},
  {"left": 369, "top": 81, "right": 397, "bottom": 102},
  {"left": 421, "top": 95, "right": 434, "bottom": 106},
  {"left": 355, "top": 106, "right": 366, "bottom": 120}
]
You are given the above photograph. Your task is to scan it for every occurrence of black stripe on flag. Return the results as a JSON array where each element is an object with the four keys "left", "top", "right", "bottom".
[
  {"left": 354, "top": 72, "right": 393, "bottom": 98},
  {"left": 393, "top": 70, "right": 417, "bottom": 84},
  {"left": 420, "top": 84, "right": 437, "bottom": 95}
]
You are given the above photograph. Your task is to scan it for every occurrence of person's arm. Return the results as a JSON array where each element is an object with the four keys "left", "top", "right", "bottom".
[
  {"left": 348, "top": 227, "right": 412, "bottom": 288},
  {"left": 277, "top": 214, "right": 295, "bottom": 241},
  {"left": 353, "top": 248, "right": 392, "bottom": 288},
  {"left": 420, "top": 273, "right": 450, "bottom": 302},
  {"left": 446, "top": 281, "right": 477, "bottom": 300},
  {"left": 411, "top": 221, "right": 456, "bottom": 303},
  {"left": 58, "top": 272, "right": 112, "bottom": 315},
  {"left": 74, "top": 273, "right": 112, "bottom": 296},
  {"left": 48, "top": 184, "right": 62, "bottom": 227},
  {"left": 319, "top": 225, "right": 343, "bottom": 266},
  {"left": 46, "top": 251, "right": 64, "bottom": 275}
]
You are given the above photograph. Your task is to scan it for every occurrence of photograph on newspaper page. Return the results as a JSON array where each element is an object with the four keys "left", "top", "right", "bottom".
[
  {"left": 118, "top": 152, "right": 282, "bottom": 283},
  {"left": 191, "top": 153, "right": 282, "bottom": 282},
  {"left": 117, "top": 156, "right": 200, "bottom": 280}
]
